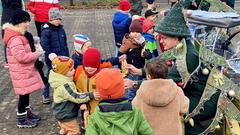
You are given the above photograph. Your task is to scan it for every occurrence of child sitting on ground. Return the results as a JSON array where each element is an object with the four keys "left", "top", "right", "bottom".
[
  {"left": 86, "top": 68, "right": 153, "bottom": 135},
  {"left": 48, "top": 53, "right": 100, "bottom": 135},
  {"left": 132, "top": 58, "right": 189, "bottom": 135}
]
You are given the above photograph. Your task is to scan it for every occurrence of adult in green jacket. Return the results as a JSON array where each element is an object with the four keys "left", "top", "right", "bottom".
[
  {"left": 126, "top": 2, "right": 219, "bottom": 134},
  {"left": 86, "top": 68, "right": 152, "bottom": 135},
  {"left": 154, "top": 2, "right": 219, "bottom": 134}
]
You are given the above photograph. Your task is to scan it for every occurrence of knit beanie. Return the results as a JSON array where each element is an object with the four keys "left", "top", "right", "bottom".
[
  {"left": 73, "top": 34, "right": 90, "bottom": 53},
  {"left": 49, "top": 53, "right": 74, "bottom": 75},
  {"left": 118, "top": 0, "right": 131, "bottom": 11},
  {"left": 143, "top": 19, "right": 155, "bottom": 33},
  {"left": 95, "top": 68, "right": 125, "bottom": 99},
  {"left": 49, "top": 7, "right": 62, "bottom": 21},
  {"left": 83, "top": 48, "right": 101, "bottom": 68},
  {"left": 130, "top": 20, "right": 143, "bottom": 33},
  {"left": 154, "top": 2, "right": 191, "bottom": 37},
  {"left": 9, "top": 9, "right": 31, "bottom": 25}
]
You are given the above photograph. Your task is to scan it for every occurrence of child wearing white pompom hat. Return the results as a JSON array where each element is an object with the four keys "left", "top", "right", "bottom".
[{"left": 48, "top": 53, "right": 100, "bottom": 135}]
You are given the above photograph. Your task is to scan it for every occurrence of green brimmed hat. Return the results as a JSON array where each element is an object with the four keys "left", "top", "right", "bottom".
[{"left": 155, "top": 2, "right": 191, "bottom": 37}]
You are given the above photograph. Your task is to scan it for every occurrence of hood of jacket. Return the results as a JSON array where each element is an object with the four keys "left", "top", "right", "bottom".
[
  {"left": 142, "top": 33, "right": 155, "bottom": 41},
  {"left": 90, "top": 99, "right": 142, "bottom": 134},
  {"left": 49, "top": 70, "right": 73, "bottom": 90},
  {"left": 3, "top": 23, "right": 25, "bottom": 44},
  {"left": 112, "top": 11, "right": 130, "bottom": 27},
  {"left": 137, "top": 79, "right": 180, "bottom": 107}
]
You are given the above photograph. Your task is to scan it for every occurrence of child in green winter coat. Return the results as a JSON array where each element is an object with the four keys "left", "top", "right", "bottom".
[{"left": 86, "top": 68, "right": 153, "bottom": 135}]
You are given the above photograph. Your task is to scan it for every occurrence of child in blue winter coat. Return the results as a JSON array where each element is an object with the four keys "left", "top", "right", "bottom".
[
  {"left": 112, "top": 0, "right": 132, "bottom": 57},
  {"left": 41, "top": 8, "right": 69, "bottom": 104}
]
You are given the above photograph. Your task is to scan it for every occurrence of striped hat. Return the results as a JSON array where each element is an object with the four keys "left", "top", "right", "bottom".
[{"left": 73, "top": 34, "right": 90, "bottom": 53}]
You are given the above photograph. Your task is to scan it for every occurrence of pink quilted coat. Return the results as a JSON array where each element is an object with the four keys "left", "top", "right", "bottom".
[{"left": 3, "top": 24, "right": 44, "bottom": 95}]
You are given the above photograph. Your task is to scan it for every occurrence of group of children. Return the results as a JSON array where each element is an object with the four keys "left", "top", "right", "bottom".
[
  {"left": 45, "top": 1, "right": 189, "bottom": 135},
  {"left": 2, "top": 0, "right": 190, "bottom": 134}
]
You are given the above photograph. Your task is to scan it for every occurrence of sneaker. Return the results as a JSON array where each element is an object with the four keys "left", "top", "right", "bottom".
[
  {"left": 27, "top": 110, "right": 41, "bottom": 122},
  {"left": 42, "top": 95, "right": 51, "bottom": 104}
]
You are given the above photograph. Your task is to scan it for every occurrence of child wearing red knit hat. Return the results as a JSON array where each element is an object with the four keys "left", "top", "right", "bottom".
[
  {"left": 142, "top": 19, "right": 159, "bottom": 61},
  {"left": 112, "top": 0, "right": 132, "bottom": 57},
  {"left": 74, "top": 48, "right": 111, "bottom": 131},
  {"left": 86, "top": 68, "right": 153, "bottom": 135},
  {"left": 48, "top": 53, "right": 99, "bottom": 135}
]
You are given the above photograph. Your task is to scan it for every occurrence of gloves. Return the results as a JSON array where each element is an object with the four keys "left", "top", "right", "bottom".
[{"left": 143, "top": 49, "right": 152, "bottom": 60}]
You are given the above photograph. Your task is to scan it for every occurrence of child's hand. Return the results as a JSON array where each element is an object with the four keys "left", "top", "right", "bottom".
[
  {"left": 80, "top": 104, "right": 87, "bottom": 110},
  {"left": 119, "top": 54, "right": 127, "bottom": 62},
  {"left": 93, "top": 91, "right": 101, "bottom": 101},
  {"left": 126, "top": 64, "right": 142, "bottom": 76}
]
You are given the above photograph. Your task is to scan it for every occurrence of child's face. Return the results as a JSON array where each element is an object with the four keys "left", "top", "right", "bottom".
[
  {"left": 82, "top": 42, "right": 92, "bottom": 54},
  {"left": 85, "top": 66, "right": 97, "bottom": 74},
  {"left": 18, "top": 21, "right": 30, "bottom": 31},
  {"left": 130, "top": 32, "right": 141, "bottom": 39},
  {"left": 50, "top": 19, "right": 62, "bottom": 26},
  {"left": 66, "top": 68, "right": 75, "bottom": 77},
  {"left": 147, "top": 27, "right": 154, "bottom": 34}
]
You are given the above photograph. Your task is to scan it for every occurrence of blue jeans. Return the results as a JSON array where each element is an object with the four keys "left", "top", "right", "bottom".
[
  {"left": 126, "top": 74, "right": 142, "bottom": 102},
  {"left": 43, "top": 68, "right": 50, "bottom": 98}
]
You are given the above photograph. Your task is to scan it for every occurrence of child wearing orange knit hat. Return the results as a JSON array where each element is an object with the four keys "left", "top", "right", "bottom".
[
  {"left": 86, "top": 68, "right": 153, "bottom": 135},
  {"left": 48, "top": 53, "right": 100, "bottom": 135}
]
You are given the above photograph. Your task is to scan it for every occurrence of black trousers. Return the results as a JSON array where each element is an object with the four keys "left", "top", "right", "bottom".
[
  {"left": 35, "top": 21, "right": 45, "bottom": 37},
  {"left": 18, "top": 94, "right": 29, "bottom": 113}
]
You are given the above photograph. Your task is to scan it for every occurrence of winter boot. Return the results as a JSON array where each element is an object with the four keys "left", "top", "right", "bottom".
[
  {"left": 26, "top": 106, "right": 41, "bottom": 122},
  {"left": 17, "top": 112, "right": 38, "bottom": 128}
]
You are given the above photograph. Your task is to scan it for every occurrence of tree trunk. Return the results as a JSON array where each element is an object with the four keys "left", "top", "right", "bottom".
[{"left": 70, "top": 0, "right": 74, "bottom": 6}]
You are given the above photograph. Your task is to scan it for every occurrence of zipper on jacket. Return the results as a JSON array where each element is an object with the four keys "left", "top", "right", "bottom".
[{"left": 87, "top": 78, "right": 89, "bottom": 92}]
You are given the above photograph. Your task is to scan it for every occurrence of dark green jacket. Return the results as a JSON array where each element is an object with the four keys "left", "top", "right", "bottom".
[
  {"left": 86, "top": 98, "right": 153, "bottom": 135},
  {"left": 129, "top": 0, "right": 143, "bottom": 16},
  {"left": 168, "top": 40, "right": 219, "bottom": 134}
]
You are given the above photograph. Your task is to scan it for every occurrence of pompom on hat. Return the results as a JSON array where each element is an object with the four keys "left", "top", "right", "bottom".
[
  {"left": 49, "top": 53, "right": 74, "bottom": 75},
  {"left": 95, "top": 68, "right": 125, "bottom": 99}
]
